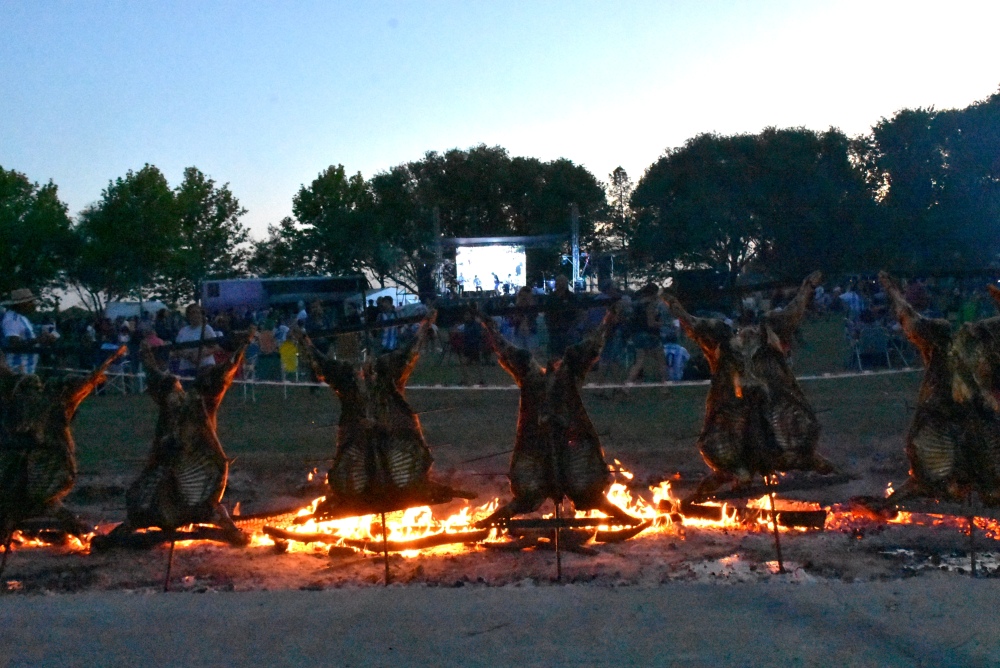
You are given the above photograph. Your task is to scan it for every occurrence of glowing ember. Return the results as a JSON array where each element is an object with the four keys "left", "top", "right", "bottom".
[
  {"left": 255, "top": 497, "right": 502, "bottom": 554},
  {"left": 8, "top": 529, "right": 90, "bottom": 552}
]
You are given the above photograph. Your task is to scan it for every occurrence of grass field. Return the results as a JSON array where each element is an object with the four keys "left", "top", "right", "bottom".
[{"left": 69, "top": 314, "right": 921, "bottom": 511}]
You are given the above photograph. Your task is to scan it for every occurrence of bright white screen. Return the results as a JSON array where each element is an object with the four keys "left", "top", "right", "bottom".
[{"left": 455, "top": 245, "right": 526, "bottom": 293}]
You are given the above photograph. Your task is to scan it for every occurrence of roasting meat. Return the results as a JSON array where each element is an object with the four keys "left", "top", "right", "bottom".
[
  {"left": 881, "top": 272, "right": 1000, "bottom": 504},
  {"left": 0, "top": 347, "right": 125, "bottom": 546},
  {"left": 950, "top": 296, "right": 1000, "bottom": 414},
  {"left": 98, "top": 335, "right": 252, "bottom": 546},
  {"left": 475, "top": 304, "right": 639, "bottom": 527},
  {"left": 300, "top": 313, "right": 473, "bottom": 519},
  {"left": 664, "top": 271, "right": 834, "bottom": 499}
]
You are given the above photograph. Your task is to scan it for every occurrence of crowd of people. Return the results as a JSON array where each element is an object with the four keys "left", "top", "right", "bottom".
[{"left": 3, "top": 274, "right": 998, "bottom": 389}]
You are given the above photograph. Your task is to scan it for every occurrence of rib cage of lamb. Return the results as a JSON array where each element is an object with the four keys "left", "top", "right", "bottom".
[
  {"left": 474, "top": 303, "right": 640, "bottom": 528},
  {"left": 297, "top": 312, "right": 474, "bottom": 521},
  {"left": 879, "top": 271, "right": 1000, "bottom": 505},
  {"left": 94, "top": 334, "right": 253, "bottom": 548},
  {"left": 0, "top": 347, "right": 124, "bottom": 552},
  {"left": 663, "top": 271, "right": 836, "bottom": 501}
]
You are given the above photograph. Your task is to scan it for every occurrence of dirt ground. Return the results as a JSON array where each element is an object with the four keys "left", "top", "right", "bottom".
[
  {"left": 3, "top": 576, "right": 999, "bottom": 666},
  {"left": 4, "top": 370, "right": 1000, "bottom": 663}
]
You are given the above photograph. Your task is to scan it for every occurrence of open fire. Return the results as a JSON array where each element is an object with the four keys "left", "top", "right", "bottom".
[
  {"left": 7, "top": 464, "right": 1000, "bottom": 593},
  {"left": 253, "top": 464, "right": 833, "bottom": 557}
]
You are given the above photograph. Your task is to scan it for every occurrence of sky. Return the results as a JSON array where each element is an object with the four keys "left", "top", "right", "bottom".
[{"left": 2, "top": 0, "right": 999, "bottom": 240}]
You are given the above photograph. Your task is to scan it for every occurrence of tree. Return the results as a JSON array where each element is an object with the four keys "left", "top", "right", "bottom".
[
  {"left": 855, "top": 108, "right": 949, "bottom": 271},
  {"left": 162, "top": 167, "right": 250, "bottom": 304},
  {"left": 753, "top": 128, "right": 878, "bottom": 279},
  {"left": 281, "top": 148, "right": 607, "bottom": 294},
  {"left": 630, "top": 129, "right": 878, "bottom": 285},
  {"left": 70, "top": 164, "right": 176, "bottom": 312},
  {"left": 856, "top": 91, "right": 1000, "bottom": 272},
  {"left": 0, "top": 167, "right": 75, "bottom": 299},
  {"left": 631, "top": 133, "right": 766, "bottom": 286},
  {"left": 292, "top": 165, "right": 376, "bottom": 279},
  {"left": 597, "top": 166, "right": 636, "bottom": 286},
  {"left": 368, "top": 145, "right": 607, "bottom": 286},
  {"left": 247, "top": 217, "right": 302, "bottom": 277}
]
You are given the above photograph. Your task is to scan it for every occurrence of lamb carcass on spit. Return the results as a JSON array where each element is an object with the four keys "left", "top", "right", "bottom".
[
  {"left": 663, "top": 271, "right": 835, "bottom": 500},
  {"left": 880, "top": 272, "right": 1000, "bottom": 504},
  {"left": 0, "top": 347, "right": 125, "bottom": 553},
  {"left": 474, "top": 303, "right": 640, "bottom": 527},
  {"left": 298, "top": 312, "right": 474, "bottom": 520},
  {"left": 95, "top": 334, "right": 253, "bottom": 548}
]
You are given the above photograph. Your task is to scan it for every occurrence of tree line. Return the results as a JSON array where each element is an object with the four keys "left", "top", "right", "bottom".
[{"left": 4, "top": 88, "right": 1000, "bottom": 310}]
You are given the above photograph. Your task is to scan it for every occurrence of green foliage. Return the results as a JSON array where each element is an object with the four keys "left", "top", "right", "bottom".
[
  {"left": 266, "top": 147, "right": 608, "bottom": 292},
  {"left": 754, "top": 128, "right": 879, "bottom": 279},
  {"left": 71, "top": 164, "right": 177, "bottom": 310},
  {"left": 291, "top": 164, "right": 376, "bottom": 278},
  {"left": 0, "top": 166, "right": 75, "bottom": 298},
  {"left": 70, "top": 164, "right": 251, "bottom": 310},
  {"left": 630, "top": 132, "right": 767, "bottom": 285},
  {"left": 629, "top": 128, "right": 878, "bottom": 284},
  {"left": 247, "top": 217, "right": 301, "bottom": 278},
  {"left": 163, "top": 167, "right": 249, "bottom": 303},
  {"left": 858, "top": 90, "right": 1000, "bottom": 272}
]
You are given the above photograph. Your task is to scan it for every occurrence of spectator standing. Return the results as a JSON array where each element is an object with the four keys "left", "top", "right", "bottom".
[
  {"left": 511, "top": 286, "right": 539, "bottom": 355},
  {"left": 459, "top": 307, "right": 485, "bottom": 385},
  {"left": 273, "top": 318, "right": 291, "bottom": 345},
  {"left": 378, "top": 297, "right": 398, "bottom": 353},
  {"left": 173, "top": 303, "right": 218, "bottom": 376},
  {"left": 626, "top": 283, "right": 667, "bottom": 386},
  {"left": 544, "top": 275, "right": 578, "bottom": 361},
  {"left": 839, "top": 283, "right": 864, "bottom": 320},
  {"left": 1, "top": 288, "right": 53, "bottom": 374},
  {"left": 594, "top": 284, "right": 630, "bottom": 389},
  {"left": 663, "top": 330, "right": 690, "bottom": 381}
]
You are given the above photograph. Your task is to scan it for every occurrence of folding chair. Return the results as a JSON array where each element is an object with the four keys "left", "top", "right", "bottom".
[
  {"left": 279, "top": 339, "right": 300, "bottom": 399},
  {"left": 888, "top": 334, "right": 914, "bottom": 367},
  {"left": 853, "top": 326, "right": 891, "bottom": 372},
  {"left": 99, "top": 348, "right": 132, "bottom": 395},
  {"left": 242, "top": 341, "right": 260, "bottom": 402}
]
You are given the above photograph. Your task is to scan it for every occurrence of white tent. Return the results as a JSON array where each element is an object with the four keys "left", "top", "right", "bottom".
[{"left": 104, "top": 301, "right": 168, "bottom": 320}]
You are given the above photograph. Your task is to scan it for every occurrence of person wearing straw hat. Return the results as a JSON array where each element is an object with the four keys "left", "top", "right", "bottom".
[{"left": 1, "top": 288, "right": 54, "bottom": 374}]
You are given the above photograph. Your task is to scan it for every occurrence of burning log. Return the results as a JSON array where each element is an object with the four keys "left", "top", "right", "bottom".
[
  {"left": 295, "top": 311, "right": 475, "bottom": 523},
  {"left": 876, "top": 272, "right": 1000, "bottom": 507},
  {"left": 473, "top": 304, "right": 642, "bottom": 528},
  {"left": 0, "top": 347, "right": 125, "bottom": 570},
  {"left": 92, "top": 334, "right": 253, "bottom": 551},
  {"left": 676, "top": 498, "right": 828, "bottom": 529},
  {"left": 262, "top": 525, "right": 490, "bottom": 552},
  {"left": 663, "top": 271, "right": 837, "bottom": 501}
]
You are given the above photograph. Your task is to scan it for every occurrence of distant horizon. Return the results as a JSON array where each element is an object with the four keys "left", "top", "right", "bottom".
[{"left": 3, "top": 1, "right": 999, "bottom": 239}]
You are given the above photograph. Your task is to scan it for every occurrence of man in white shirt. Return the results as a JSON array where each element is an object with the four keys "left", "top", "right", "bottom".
[
  {"left": 173, "top": 303, "right": 218, "bottom": 376},
  {"left": 2, "top": 288, "right": 53, "bottom": 374}
]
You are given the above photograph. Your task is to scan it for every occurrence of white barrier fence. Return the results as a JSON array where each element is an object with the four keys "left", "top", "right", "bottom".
[{"left": 41, "top": 364, "right": 923, "bottom": 393}]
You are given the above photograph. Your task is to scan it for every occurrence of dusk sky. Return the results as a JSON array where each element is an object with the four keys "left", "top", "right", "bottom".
[{"left": 2, "top": 1, "right": 998, "bottom": 239}]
